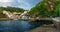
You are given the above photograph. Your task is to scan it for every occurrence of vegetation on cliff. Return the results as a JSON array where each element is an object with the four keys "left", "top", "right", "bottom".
[{"left": 29, "top": 0, "right": 60, "bottom": 17}]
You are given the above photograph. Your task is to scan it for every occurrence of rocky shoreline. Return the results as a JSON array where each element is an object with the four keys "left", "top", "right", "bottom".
[{"left": 28, "top": 26, "right": 60, "bottom": 32}]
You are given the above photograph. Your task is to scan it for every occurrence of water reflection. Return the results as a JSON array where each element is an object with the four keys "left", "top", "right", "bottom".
[
  {"left": 0, "top": 20, "right": 30, "bottom": 32},
  {"left": 0, "top": 20, "right": 53, "bottom": 32}
]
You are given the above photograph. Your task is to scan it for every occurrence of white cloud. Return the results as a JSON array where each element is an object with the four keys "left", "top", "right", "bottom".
[
  {"left": 0, "top": 0, "right": 12, "bottom": 3},
  {"left": 0, "top": 0, "right": 14, "bottom": 7},
  {"left": 0, "top": 0, "right": 34, "bottom": 10}
]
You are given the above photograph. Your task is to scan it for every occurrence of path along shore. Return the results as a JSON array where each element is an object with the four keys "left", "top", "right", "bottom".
[{"left": 28, "top": 26, "right": 60, "bottom": 32}]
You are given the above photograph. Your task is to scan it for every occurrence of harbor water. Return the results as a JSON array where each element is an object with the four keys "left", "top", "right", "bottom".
[{"left": 0, "top": 20, "right": 53, "bottom": 32}]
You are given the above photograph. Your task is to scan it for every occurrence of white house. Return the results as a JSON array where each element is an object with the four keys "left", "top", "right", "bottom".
[{"left": 20, "top": 11, "right": 30, "bottom": 20}]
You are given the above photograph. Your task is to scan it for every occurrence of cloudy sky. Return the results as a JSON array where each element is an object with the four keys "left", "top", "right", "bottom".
[{"left": 0, "top": 0, "right": 42, "bottom": 10}]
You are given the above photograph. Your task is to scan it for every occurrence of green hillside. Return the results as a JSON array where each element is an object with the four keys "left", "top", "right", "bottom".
[
  {"left": 29, "top": 0, "right": 60, "bottom": 18},
  {"left": 0, "top": 6, "right": 25, "bottom": 13}
]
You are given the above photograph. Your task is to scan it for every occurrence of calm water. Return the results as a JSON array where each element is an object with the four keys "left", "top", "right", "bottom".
[{"left": 0, "top": 20, "right": 53, "bottom": 32}]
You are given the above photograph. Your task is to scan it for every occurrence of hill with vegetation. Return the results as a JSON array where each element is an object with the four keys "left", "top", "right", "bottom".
[
  {"left": 29, "top": 0, "right": 60, "bottom": 18},
  {"left": 0, "top": 6, "right": 25, "bottom": 13}
]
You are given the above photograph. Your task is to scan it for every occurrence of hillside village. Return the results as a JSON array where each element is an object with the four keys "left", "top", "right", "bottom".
[{"left": 1, "top": 10, "right": 30, "bottom": 20}]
